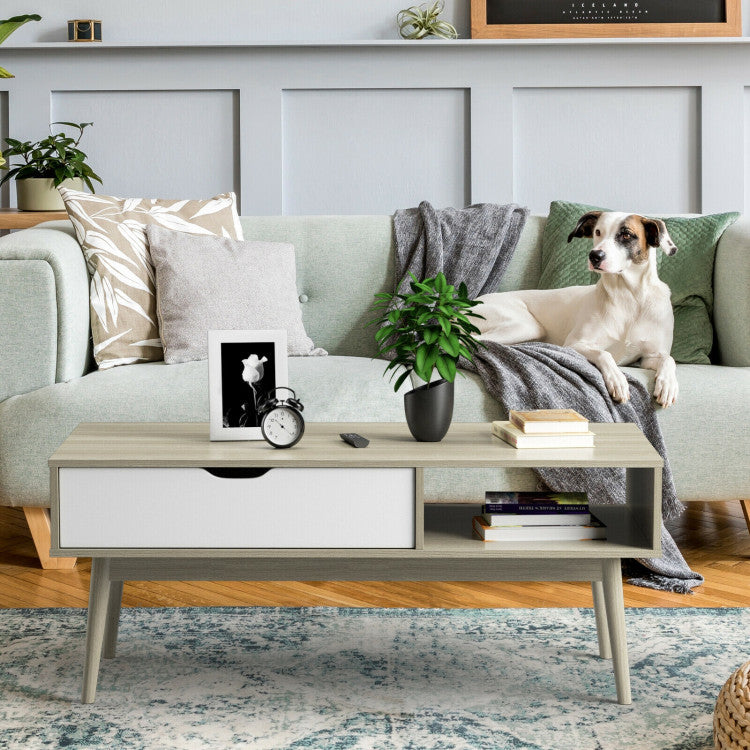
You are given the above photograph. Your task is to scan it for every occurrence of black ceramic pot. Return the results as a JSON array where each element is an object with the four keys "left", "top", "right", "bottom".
[{"left": 403, "top": 378, "right": 454, "bottom": 442}]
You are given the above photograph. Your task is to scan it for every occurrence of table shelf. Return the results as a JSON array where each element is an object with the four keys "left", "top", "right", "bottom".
[{"left": 422, "top": 504, "right": 658, "bottom": 559}]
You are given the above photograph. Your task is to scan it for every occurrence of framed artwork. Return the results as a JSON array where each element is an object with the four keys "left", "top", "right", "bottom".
[
  {"left": 208, "top": 329, "right": 288, "bottom": 441},
  {"left": 471, "top": 0, "right": 741, "bottom": 38}
]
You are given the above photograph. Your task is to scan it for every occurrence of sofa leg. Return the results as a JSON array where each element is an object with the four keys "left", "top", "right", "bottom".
[
  {"left": 741, "top": 500, "right": 750, "bottom": 536},
  {"left": 22, "top": 508, "right": 77, "bottom": 570}
]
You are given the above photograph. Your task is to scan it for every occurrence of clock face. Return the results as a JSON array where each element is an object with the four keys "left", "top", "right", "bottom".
[{"left": 261, "top": 406, "right": 304, "bottom": 448}]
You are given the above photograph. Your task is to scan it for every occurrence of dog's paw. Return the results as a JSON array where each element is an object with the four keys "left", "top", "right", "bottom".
[
  {"left": 605, "top": 370, "right": 630, "bottom": 403},
  {"left": 654, "top": 372, "right": 678, "bottom": 408}
]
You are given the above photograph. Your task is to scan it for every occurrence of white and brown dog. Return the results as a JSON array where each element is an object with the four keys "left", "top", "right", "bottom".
[{"left": 475, "top": 211, "right": 679, "bottom": 407}]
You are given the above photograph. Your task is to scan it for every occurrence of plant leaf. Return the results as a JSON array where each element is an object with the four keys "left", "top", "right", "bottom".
[
  {"left": 393, "top": 369, "right": 411, "bottom": 393},
  {"left": 436, "top": 356, "right": 456, "bottom": 382},
  {"left": 0, "top": 14, "right": 42, "bottom": 46}
]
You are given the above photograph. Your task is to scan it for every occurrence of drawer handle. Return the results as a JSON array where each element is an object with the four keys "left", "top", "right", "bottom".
[{"left": 202, "top": 468, "right": 272, "bottom": 479}]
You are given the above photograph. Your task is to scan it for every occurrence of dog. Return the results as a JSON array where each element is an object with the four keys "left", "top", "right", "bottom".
[{"left": 474, "top": 211, "right": 679, "bottom": 407}]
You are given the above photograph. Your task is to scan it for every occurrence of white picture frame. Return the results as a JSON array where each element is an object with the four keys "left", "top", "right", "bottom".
[{"left": 208, "top": 329, "right": 288, "bottom": 441}]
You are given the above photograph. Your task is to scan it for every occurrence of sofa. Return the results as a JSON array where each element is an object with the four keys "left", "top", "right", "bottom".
[{"left": 1, "top": 214, "right": 749, "bottom": 568}]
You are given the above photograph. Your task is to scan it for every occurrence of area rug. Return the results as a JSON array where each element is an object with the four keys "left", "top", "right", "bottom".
[{"left": 1, "top": 606, "right": 747, "bottom": 750}]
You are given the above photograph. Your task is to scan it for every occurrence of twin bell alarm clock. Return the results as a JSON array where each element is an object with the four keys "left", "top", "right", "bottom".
[{"left": 256, "top": 387, "right": 305, "bottom": 448}]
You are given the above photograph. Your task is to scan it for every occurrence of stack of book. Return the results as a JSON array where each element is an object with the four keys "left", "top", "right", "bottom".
[
  {"left": 492, "top": 408, "right": 595, "bottom": 449},
  {"left": 472, "top": 490, "right": 606, "bottom": 542}
]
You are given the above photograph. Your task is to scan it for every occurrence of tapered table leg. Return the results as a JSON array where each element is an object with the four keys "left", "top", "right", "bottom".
[
  {"left": 591, "top": 580, "right": 612, "bottom": 660},
  {"left": 103, "top": 580, "right": 124, "bottom": 659},
  {"left": 601, "top": 558, "right": 631, "bottom": 704},
  {"left": 82, "top": 557, "right": 111, "bottom": 703}
]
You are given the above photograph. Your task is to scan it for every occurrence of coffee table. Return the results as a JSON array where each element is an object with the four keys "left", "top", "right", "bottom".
[{"left": 49, "top": 421, "right": 663, "bottom": 704}]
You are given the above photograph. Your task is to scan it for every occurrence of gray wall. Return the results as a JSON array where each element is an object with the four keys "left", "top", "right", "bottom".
[
  {"left": 3, "top": 2, "right": 472, "bottom": 43},
  {"left": 2, "top": 3, "right": 750, "bottom": 216},
  {"left": 5, "top": 1, "right": 750, "bottom": 42}
]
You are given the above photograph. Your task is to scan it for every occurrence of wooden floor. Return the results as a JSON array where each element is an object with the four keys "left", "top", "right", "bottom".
[{"left": 0, "top": 501, "right": 748, "bottom": 609}]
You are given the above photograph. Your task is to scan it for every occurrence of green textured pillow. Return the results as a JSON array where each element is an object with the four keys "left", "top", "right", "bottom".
[{"left": 539, "top": 200, "right": 739, "bottom": 364}]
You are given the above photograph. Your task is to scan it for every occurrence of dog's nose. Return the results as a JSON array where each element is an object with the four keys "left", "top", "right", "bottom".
[{"left": 589, "top": 249, "right": 605, "bottom": 267}]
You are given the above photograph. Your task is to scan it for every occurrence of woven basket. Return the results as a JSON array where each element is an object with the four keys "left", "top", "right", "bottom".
[{"left": 715, "top": 660, "right": 750, "bottom": 749}]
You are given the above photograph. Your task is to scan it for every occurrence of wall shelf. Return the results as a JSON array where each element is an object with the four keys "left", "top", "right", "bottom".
[{"left": 3, "top": 37, "right": 750, "bottom": 49}]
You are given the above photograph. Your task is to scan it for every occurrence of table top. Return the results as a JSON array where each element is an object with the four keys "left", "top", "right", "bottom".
[
  {"left": 49, "top": 422, "right": 663, "bottom": 469},
  {"left": 0, "top": 208, "right": 69, "bottom": 229}
]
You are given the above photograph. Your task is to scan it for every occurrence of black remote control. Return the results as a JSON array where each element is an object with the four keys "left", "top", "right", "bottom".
[{"left": 340, "top": 432, "right": 369, "bottom": 448}]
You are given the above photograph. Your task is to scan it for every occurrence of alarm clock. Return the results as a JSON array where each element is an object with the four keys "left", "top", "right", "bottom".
[{"left": 257, "top": 387, "right": 305, "bottom": 448}]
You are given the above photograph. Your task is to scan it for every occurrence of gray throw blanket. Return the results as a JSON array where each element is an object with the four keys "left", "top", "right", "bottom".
[{"left": 393, "top": 201, "right": 703, "bottom": 593}]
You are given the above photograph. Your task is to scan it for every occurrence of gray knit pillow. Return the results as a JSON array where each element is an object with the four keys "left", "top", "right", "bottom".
[{"left": 147, "top": 224, "right": 326, "bottom": 363}]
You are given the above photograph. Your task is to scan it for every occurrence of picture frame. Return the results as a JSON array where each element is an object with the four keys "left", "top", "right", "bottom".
[
  {"left": 470, "top": 0, "right": 741, "bottom": 39},
  {"left": 208, "top": 329, "right": 288, "bottom": 441}
]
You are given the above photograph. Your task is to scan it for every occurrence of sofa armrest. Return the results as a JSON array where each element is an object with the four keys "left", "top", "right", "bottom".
[
  {"left": 714, "top": 217, "right": 750, "bottom": 367},
  {"left": 0, "top": 222, "right": 91, "bottom": 401}
]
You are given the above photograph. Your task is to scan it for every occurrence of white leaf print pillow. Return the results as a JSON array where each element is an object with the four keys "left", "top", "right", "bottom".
[{"left": 59, "top": 187, "right": 243, "bottom": 369}]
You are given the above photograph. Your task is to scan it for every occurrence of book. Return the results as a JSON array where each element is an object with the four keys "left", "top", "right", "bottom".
[
  {"left": 509, "top": 408, "right": 589, "bottom": 434},
  {"left": 483, "top": 491, "right": 590, "bottom": 523},
  {"left": 484, "top": 491, "right": 587, "bottom": 507},
  {"left": 481, "top": 511, "right": 592, "bottom": 526},
  {"left": 484, "top": 504, "right": 588, "bottom": 514},
  {"left": 484, "top": 502, "right": 589, "bottom": 514},
  {"left": 492, "top": 421, "right": 595, "bottom": 449},
  {"left": 472, "top": 515, "right": 606, "bottom": 542}
]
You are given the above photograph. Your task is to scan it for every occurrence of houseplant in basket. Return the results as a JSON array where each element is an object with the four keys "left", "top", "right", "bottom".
[
  {"left": 371, "top": 271, "right": 484, "bottom": 441},
  {"left": 0, "top": 121, "right": 102, "bottom": 210}
]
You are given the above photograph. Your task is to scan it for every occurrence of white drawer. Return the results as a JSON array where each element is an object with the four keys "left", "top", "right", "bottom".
[{"left": 58, "top": 467, "right": 415, "bottom": 549}]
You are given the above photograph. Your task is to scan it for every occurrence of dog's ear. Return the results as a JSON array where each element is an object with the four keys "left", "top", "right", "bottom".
[
  {"left": 567, "top": 211, "right": 602, "bottom": 242},
  {"left": 641, "top": 217, "right": 677, "bottom": 256}
]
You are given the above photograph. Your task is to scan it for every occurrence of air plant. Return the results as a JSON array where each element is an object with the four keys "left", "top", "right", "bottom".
[
  {"left": 397, "top": 1, "right": 458, "bottom": 40},
  {"left": 0, "top": 14, "right": 42, "bottom": 78}
]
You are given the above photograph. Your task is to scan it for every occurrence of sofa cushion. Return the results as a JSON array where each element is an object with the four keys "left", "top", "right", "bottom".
[
  {"left": 2, "top": 356, "right": 748, "bottom": 509},
  {"left": 538, "top": 199, "right": 739, "bottom": 364},
  {"left": 59, "top": 188, "right": 243, "bottom": 369},
  {"left": 621, "top": 364, "right": 750, "bottom": 502},
  {"left": 147, "top": 225, "right": 324, "bottom": 363}
]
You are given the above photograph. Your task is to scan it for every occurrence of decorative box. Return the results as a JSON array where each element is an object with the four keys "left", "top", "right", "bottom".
[{"left": 68, "top": 20, "right": 102, "bottom": 42}]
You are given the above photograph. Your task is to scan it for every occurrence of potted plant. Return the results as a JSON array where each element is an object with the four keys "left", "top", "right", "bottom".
[
  {"left": 371, "top": 271, "right": 484, "bottom": 441},
  {"left": 0, "top": 121, "right": 102, "bottom": 210}
]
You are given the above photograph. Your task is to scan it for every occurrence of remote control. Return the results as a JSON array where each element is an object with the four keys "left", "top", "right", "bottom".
[{"left": 340, "top": 432, "right": 369, "bottom": 448}]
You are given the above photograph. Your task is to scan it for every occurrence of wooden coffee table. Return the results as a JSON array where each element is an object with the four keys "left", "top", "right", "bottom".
[{"left": 49, "top": 422, "right": 663, "bottom": 704}]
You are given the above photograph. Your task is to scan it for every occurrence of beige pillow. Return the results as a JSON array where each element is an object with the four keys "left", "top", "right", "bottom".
[
  {"left": 59, "top": 187, "right": 243, "bottom": 369},
  {"left": 147, "top": 224, "right": 326, "bottom": 363}
]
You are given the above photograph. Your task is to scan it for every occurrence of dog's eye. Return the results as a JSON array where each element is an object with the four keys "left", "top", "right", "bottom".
[{"left": 595, "top": 230, "right": 601, "bottom": 237}]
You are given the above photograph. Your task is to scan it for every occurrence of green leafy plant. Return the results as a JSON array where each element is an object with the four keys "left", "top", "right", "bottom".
[
  {"left": 0, "top": 121, "right": 102, "bottom": 191},
  {"left": 371, "top": 272, "right": 484, "bottom": 392},
  {"left": 397, "top": 1, "right": 458, "bottom": 39},
  {"left": 0, "top": 14, "right": 42, "bottom": 78}
]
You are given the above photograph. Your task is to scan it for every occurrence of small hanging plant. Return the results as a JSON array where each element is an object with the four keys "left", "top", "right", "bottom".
[{"left": 397, "top": 1, "right": 458, "bottom": 40}]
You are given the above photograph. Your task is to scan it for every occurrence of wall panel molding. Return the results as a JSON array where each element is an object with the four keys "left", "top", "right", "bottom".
[
  {"left": 0, "top": 43, "right": 748, "bottom": 216},
  {"left": 513, "top": 86, "right": 700, "bottom": 214},
  {"left": 50, "top": 90, "right": 239, "bottom": 200},
  {"left": 282, "top": 88, "right": 469, "bottom": 215}
]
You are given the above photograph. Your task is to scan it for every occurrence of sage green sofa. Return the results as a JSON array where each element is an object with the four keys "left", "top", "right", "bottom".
[{"left": 1, "top": 215, "right": 749, "bottom": 567}]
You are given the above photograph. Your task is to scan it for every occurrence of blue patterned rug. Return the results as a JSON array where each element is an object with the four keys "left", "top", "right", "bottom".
[{"left": 0, "top": 606, "right": 747, "bottom": 749}]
